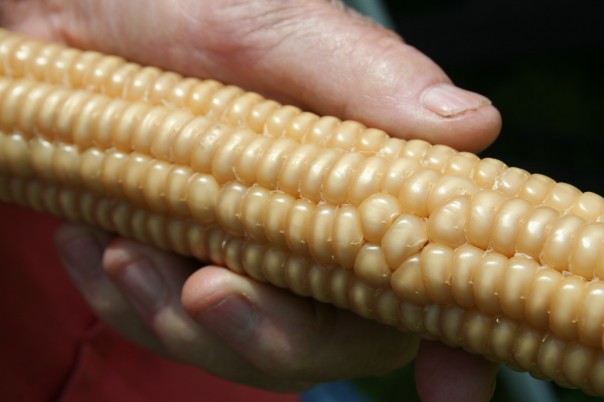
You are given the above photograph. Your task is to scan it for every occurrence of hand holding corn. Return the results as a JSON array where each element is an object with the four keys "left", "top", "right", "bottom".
[{"left": 1, "top": 1, "right": 510, "bottom": 400}]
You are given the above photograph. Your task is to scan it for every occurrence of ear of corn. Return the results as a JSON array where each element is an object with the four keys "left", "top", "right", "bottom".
[{"left": 2, "top": 28, "right": 604, "bottom": 395}]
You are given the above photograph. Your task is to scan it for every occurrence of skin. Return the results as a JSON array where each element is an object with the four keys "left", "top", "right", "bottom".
[{"left": 1, "top": 0, "right": 501, "bottom": 400}]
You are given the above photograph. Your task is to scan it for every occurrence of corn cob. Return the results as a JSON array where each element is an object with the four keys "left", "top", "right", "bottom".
[{"left": 2, "top": 29, "right": 604, "bottom": 395}]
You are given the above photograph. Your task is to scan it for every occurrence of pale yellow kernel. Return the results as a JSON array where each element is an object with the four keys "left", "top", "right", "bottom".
[
  {"left": 427, "top": 196, "right": 470, "bottom": 249},
  {"left": 131, "top": 106, "right": 169, "bottom": 154},
  {"left": 299, "top": 148, "right": 341, "bottom": 203},
  {"left": 354, "top": 128, "right": 388, "bottom": 154},
  {"left": 561, "top": 343, "right": 593, "bottom": 391},
  {"left": 570, "top": 192, "right": 604, "bottom": 222},
  {"left": 570, "top": 222, "right": 604, "bottom": 279},
  {"left": 536, "top": 336, "right": 566, "bottom": 384},
  {"left": 423, "top": 304, "right": 443, "bottom": 339},
  {"left": 541, "top": 214, "right": 586, "bottom": 271},
  {"left": 149, "top": 110, "right": 193, "bottom": 161},
  {"left": 399, "top": 168, "right": 441, "bottom": 217},
  {"left": 308, "top": 263, "right": 332, "bottom": 303},
  {"left": 322, "top": 152, "right": 365, "bottom": 205},
  {"left": 98, "top": 99, "right": 134, "bottom": 152},
  {"left": 349, "top": 280, "right": 377, "bottom": 320},
  {"left": 494, "top": 166, "right": 530, "bottom": 196},
  {"left": 189, "top": 123, "right": 229, "bottom": 173},
  {"left": 265, "top": 105, "right": 301, "bottom": 137},
  {"left": 164, "top": 77, "right": 198, "bottom": 110},
  {"left": 377, "top": 137, "right": 406, "bottom": 160},
  {"left": 381, "top": 214, "right": 427, "bottom": 269},
  {"left": 451, "top": 244, "right": 483, "bottom": 308},
  {"left": 121, "top": 63, "right": 162, "bottom": 101},
  {"left": 353, "top": 243, "right": 390, "bottom": 288},
  {"left": 329, "top": 268, "right": 352, "bottom": 309},
  {"left": 83, "top": 56, "right": 125, "bottom": 94},
  {"left": 420, "top": 244, "right": 454, "bottom": 305},
  {"left": 100, "top": 150, "right": 127, "bottom": 198},
  {"left": 524, "top": 268, "right": 562, "bottom": 330},
  {"left": 240, "top": 185, "right": 270, "bottom": 243},
  {"left": 121, "top": 153, "right": 150, "bottom": 208},
  {"left": 240, "top": 242, "right": 268, "bottom": 282},
  {"left": 130, "top": 209, "right": 152, "bottom": 244},
  {"left": 374, "top": 290, "right": 401, "bottom": 327},
  {"left": 589, "top": 355, "right": 604, "bottom": 395},
  {"left": 578, "top": 281, "right": 604, "bottom": 348},
  {"left": 186, "top": 224, "right": 209, "bottom": 262},
  {"left": 423, "top": 144, "right": 456, "bottom": 172},
  {"left": 490, "top": 316, "right": 518, "bottom": 361},
  {"left": 15, "top": 84, "right": 48, "bottom": 136},
  {"left": 491, "top": 197, "right": 533, "bottom": 257},
  {"left": 461, "top": 309, "right": 491, "bottom": 355},
  {"left": 401, "top": 139, "right": 430, "bottom": 159},
  {"left": 474, "top": 158, "right": 506, "bottom": 189},
  {"left": 359, "top": 193, "right": 401, "bottom": 243},
  {"left": 171, "top": 116, "right": 213, "bottom": 165},
  {"left": 466, "top": 190, "right": 506, "bottom": 249},
  {"left": 398, "top": 302, "right": 425, "bottom": 333},
  {"left": 427, "top": 174, "right": 478, "bottom": 213},
  {"left": 165, "top": 166, "right": 193, "bottom": 216},
  {"left": 246, "top": 99, "right": 280, "bottom": 134},
  {"left": 543, "top": 182, "right": 581, "bottom": 212},
  {"left": 390, "top": 255, "right": 429, "bottom": 306},
  {"left": 165, "top": 218, "right": 189, "bottom": 256},
  {"left": 72, "top": 53, "right": 109, "bottom": 90},
  {"left": 438, "top": 305, "right": 465, "bottom": 345},
  {"left": 36, "top": 87, "right": 71, "bottom": 140},
  {"left": 256, "top": 138, "right": 297, "bottom": 189},
  {"left": 187, "top": 173, "right": 219, "bottom": 224},
  {"left": 500, "top": 255, "right": 538, "bottom": 321},
  {"left": 147, "top": 214, "right": 171, "bottom": 250},
  {"left": 235, "top": 135, "right": 273, "bottom": 185},
  {"left": 380, "top": 157, "right": 421, "bottom": 196},
  {"left": 304, "top": 115, "right": 339, "bottom": 146},
  {"left": 473, "top": 252, "right": 507, "bottom": 314},
  {"left": 332, "top": 205, "right": 364, "bottom": 269},
  {"left": 326, "top": 120, "right": 364, "bottom": 151},
  {"left": 516, "top": 206, "right": 559, "bottom": 261},
  {"left": 211, "top": 128, "right": 255, "bottom": 183},
  {"left": 284, "top": 111, "right": 318, "bottom": 142},
  {"left": 263, "top": 191, "right": 294, "bottom": 249},
  {"left": 284, "top": 255, "right": 311, "bottom": 297},
  {"left": 223, "top": 237, "right": 246, "bottom": 275},
  {"left": 276, "top": 142, "right": 317, "bottom": 196},
  {"left": 185, "top": 80, "right": 222, "bottom": 115},
  {"left": 261, "top": 248, "right": 289, "bottom": 288},
  {"left": 143, "top": 160, "right": 173, "bottom": 213},
  {"left": 518, "top": 174, "right": 555, "bottom": 205},
  {"left": 550, "top": 275, "right": 584, "bottom": 341},
  {"left": 52, "top": 143, "right": 80, "bottom": 185},
  {"left": 347, "top": 156, "right": 388, "bottom": 206},
  {"left": 0, "top": 134, "right": 32, "bottom": 177},
  {"left": 284, "top": 198, "right": 315, "bottom": 255},
  {"left": 512, "top": 327, "right": 542, "bottom": 373},
  {"left": 308, "top": 203, "right": 336, "bottom": 265},
  {"left": 79, "top": 148, "right": 104, "bottom": 194},
  {"left": 105, "top": 62, "right": 139, "bottom": 98},
  {"left": 224, "top": 91, "right": 264, "bottom": 127},
  {"left": 444, "top": 152, "right": 480, "bottom": 177},
  {"left": 205, "top": 85, "right": 244, "bottom": 119}
]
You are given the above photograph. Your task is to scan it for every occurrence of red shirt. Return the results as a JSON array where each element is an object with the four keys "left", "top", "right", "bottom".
[{"left": 0, "top": 202, "right": 299, "bottom": 402}]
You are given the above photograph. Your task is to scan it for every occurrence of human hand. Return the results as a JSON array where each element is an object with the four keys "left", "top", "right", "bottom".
[{"left": 2, "top": 0, "right": 501, "bottom": 400}]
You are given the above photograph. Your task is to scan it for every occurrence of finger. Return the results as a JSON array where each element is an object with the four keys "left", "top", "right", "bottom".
[
  {"left": 182, "top": 266, "right": 420, "bottom": 383},
  {"left": 53, "top": 222, "right": 165, "bottom": 353},
  {"left": 22, "top": 0, "right": 500, "bottom": 152},
  {"left": 414, "top": 340, "right": 498, "bottom": 402},
  {"left": 103, "top": 239, "right": 313, "bottom": 392}
]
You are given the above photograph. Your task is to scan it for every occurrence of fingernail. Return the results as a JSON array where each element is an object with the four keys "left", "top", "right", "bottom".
[
  {"left": 196, "top": 296, "right": 258, "bottom": 342},
  {"left": 421, "top": 84, "right": 491, "bottom": 117},
  {"left": 115, "top": 259, "right": 167, "bottom": 313},
  {"left": 58, "top": 235, "right": 105, "bottom": 279}
]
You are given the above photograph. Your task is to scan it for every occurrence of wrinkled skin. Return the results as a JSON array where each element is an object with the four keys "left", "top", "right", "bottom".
[{"left": 1, "top": 1, "right": 501, "bottom": 400}]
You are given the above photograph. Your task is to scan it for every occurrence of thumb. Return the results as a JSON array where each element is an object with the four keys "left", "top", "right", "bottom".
[{"left": 48, "top": 0, "right": 500, "bottom": 152}]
